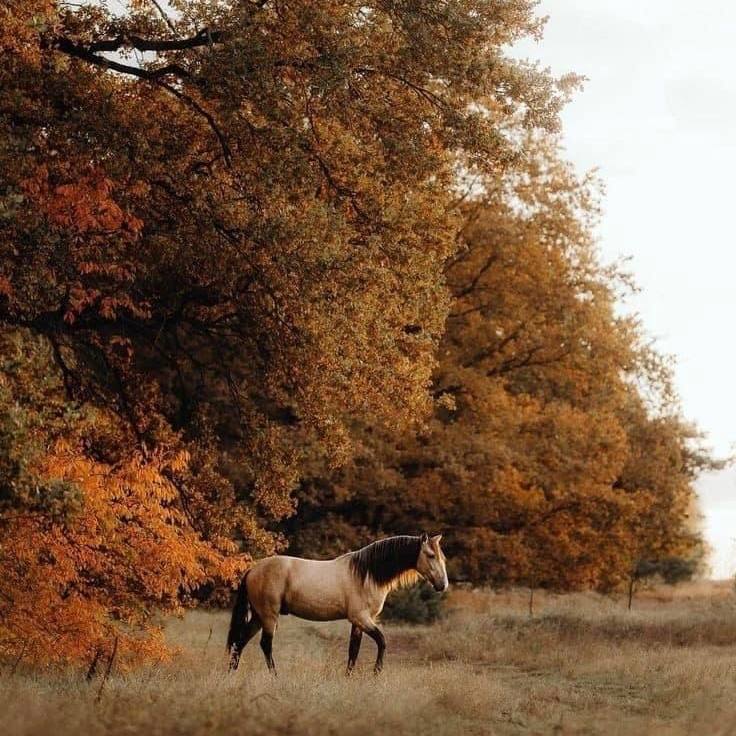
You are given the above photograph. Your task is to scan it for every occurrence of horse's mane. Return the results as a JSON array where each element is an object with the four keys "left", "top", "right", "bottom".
[{"left": 348, "top": 536, "right": 421, "bottom": 589}]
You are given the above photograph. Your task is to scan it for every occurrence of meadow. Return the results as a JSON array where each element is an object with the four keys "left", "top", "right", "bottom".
[{"left": 4, "top": 582, "right": 736, "bottom": 736}]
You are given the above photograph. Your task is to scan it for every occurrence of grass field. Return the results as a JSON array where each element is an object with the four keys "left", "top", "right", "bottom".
[{"left": 4, "top": 581, "right": 736, "bottom": 736}]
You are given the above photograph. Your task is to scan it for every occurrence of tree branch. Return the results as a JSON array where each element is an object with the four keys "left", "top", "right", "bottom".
[
  {"left": 149, "top": 0, "right": 178, "bottom": 35},
  {"left": 51, "top": 37, "right": 192, "bottom": 81},
  {"left": 452, "top": 252, "right": 499, "bottom": 299},
  {"left": 47, "top": 36, "right": 232, "bottom": 165},
  {"left": 156, "top": 80, "right": 232, "bottom": 165},
  {"left": 51, "top": 27, "right": 225, "bottom": 55},
  {"left": 461, "top": 322, "right": 526, "bottom": 369}
]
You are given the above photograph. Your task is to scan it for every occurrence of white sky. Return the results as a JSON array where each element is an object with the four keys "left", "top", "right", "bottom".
[{"left": 515, "top": 0, "right": 736, "bottom": 578}]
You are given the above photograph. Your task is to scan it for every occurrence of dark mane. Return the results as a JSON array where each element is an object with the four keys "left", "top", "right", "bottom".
[{"left": 348, "top": 536, "right": 421, "bottom": 586}]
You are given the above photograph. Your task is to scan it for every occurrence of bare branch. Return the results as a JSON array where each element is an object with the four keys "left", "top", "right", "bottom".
[
  {"left": 149, "top": 0, "right": 178, "bottom": 35},
  {"left": 51, "top": 37, "right": 192, "bottom": 81},
  {"left": 51, "top": 27, "right": 225, "bottom": 55}
]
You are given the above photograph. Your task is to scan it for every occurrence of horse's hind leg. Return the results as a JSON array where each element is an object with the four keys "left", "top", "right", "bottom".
[
  {"left": 229, "top": 615, "right": 262, "bottom": 671},
  {"left": 259, "top": 616, "right": 278, "bottom": 675}
]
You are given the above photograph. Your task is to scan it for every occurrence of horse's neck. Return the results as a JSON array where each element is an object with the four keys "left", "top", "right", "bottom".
[
  {"left": 362, "top": 569, "right": 419, "bottom": 595},
  {"left": 360, "top": 577, "right": 390, "bottom": 612}
]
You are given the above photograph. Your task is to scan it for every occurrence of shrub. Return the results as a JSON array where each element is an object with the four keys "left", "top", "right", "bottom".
[{"left": 381, "top": 584, "right": 445, "bottom": 624}]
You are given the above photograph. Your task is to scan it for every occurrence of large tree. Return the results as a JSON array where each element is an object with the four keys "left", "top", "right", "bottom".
[
  {"left": 288, "top": 136, "right": 713, "bottom": 591},
  {"left": 0, "top": 1, "right": 570, "bottom": 664}
]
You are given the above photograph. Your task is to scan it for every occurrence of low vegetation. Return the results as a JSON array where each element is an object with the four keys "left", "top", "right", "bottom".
[
  {"left": 380, "top": 583, "right": 446, "bottom": 625},
  {"left": 5, "top": 582, "right": 736, "bottom": 736}
]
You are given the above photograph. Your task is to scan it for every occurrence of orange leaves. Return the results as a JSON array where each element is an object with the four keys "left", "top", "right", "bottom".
[
  {"left": 0, "top": 275, "right": 12, "bottom": 299},
  {"left": 16, "top": 165, "right": 149, "bottom": 327},
  {"left": 0, "top": 2, "right": 57, "bottom": 65},
  {"left": 2, "top": 4, "right": 569, "bottom": 610},
  {"left": 22, "top": 166, "right": 142, "bottom": 239},
  {"left": 0, "top": 339, "right": 249, "bottom": 668},
  {"left": 0, "top": 427, "right": 242, "bottom": 666},
  {"left": 0, "top": 0, "right": 710, "bottom": 670}
]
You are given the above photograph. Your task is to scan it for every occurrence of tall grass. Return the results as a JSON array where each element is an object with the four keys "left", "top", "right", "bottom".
[{"left": 4, "top": 582, "right": 736, "bottom": 735}]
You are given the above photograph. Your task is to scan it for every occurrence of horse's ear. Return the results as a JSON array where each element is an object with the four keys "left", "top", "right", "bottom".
[
  {"left": 431, "top": 534, "right": 442, "bottom": 545},
  {"left": 420, "top": 532, "right": 429, "bottom": 544}
]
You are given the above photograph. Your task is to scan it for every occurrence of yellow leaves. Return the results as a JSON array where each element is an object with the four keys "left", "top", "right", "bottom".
[{"left": 291, "top": 133, "right": 708, "bottom": 596}]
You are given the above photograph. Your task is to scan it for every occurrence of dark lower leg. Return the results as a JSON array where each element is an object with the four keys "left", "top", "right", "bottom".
[
  {"left": 260, "top": 631, "right": 276, "bottom": 674},
  {"left": 365, "top": 626, "right": 386, "bottom": 674},
  {"left": 229, "top": 619, "right": 261, "bottom": 671},
  {"left": 346, "top": 624, "right": 363, "bottom": 674}
]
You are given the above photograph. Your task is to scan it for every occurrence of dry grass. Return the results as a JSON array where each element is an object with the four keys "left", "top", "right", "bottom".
[{"left": 5, "top": 581, "right": 736, "bottom": 735}]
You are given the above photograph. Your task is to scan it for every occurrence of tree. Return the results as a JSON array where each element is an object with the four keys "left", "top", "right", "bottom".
[
  {"left": 0, "top": 1, "right": 570, "bottom": 663},
  {"left": 616, "top": 405, "right": 713, "bottom": 607},
  {"left": 288, "top": 135, "right": 714, "bottom": 593}
]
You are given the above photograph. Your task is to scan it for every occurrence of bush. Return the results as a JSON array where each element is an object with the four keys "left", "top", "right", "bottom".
[{"left": 381, "top": 584, "right": 445, "bottom": 624}]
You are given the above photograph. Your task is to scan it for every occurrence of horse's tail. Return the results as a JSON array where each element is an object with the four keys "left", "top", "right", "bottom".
[{"left": 226, "top": 571, "right": 252, "bottom": 653}]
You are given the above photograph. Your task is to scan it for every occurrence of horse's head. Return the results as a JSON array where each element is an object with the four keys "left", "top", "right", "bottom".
[{"left": 416, "top": 533, "right": 448, "bottom": 592}]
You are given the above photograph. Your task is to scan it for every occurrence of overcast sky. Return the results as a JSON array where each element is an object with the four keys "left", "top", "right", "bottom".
[{"left": 515, "top": 0, "right": 736, "bottom": 577}]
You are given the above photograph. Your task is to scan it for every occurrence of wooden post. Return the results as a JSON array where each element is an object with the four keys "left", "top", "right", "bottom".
[{"left": 96, "top": 636, "right": 119, "bottom": 703}]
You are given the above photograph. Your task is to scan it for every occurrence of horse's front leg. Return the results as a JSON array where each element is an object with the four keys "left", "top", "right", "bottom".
[
  {"left": 364, "top": 624, "right": 386, "bottom": 674},
  {"left": 346, "top": 624, "right": 363, "bottom": 675},
  {"left": 349, "top": 613, "right": 387, "bottom": 674}
]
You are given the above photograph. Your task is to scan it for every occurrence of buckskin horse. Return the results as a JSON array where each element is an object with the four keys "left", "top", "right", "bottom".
[{"left": 227, "top": 533, "right": 448, "bottom": 675}]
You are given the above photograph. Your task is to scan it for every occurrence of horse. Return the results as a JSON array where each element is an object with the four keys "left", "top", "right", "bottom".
[{"left": 226, "top": 533, "right": 448, "bottom": 675}]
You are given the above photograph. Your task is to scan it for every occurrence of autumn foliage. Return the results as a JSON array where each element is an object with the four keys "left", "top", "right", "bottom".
[
  {"left": 288, "top": 137, "right": 714, "bottom": 592},
  {"left": 0, "top": 1, "right": 712, "bottom": 668}
]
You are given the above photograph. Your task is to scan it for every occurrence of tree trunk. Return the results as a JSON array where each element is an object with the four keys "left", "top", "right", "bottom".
[{"left": 529, "top": 586, "right": 535, "bottom": 617}]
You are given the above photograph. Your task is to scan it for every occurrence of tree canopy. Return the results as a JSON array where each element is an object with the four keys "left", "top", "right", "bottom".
[
  {"left": 287, "top": 135, "right": 714, "bottom": 591},
  {"left": 0, "top": 1, "right": 711, "bottom": 668}
]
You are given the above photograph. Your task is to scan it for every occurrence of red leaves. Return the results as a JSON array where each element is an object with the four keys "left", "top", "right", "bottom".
[
  {"left": 0, "top": 275, "right": 13, "bottom": 298},
  {"left": 22, "top": 166, "right": 143, "bottom": 238},
  {"left": 17, "top": 167, "right": 151, "bottom": 326}
]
